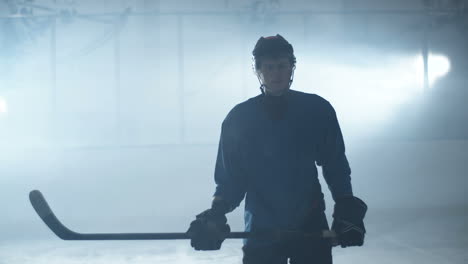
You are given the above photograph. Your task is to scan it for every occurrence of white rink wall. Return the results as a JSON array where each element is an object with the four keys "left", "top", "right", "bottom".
[{"left": 1, "top": 139, "right": 467, "bottom": 242}]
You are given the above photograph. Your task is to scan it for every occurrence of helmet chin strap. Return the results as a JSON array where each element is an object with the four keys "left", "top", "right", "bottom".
[
  {"left": 288, "top": 66, "right": 296, "bottom": 88},
  {"left": 256, "top": 73, "right": 266, "bottom": 95},
  {"left": 256, "top": 67, "right": 296, "bottom": 96}
]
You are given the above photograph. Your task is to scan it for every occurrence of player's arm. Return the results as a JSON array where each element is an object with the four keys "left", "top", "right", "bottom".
[
  {"left": 187, "top": 117, "right": 247, "bottom": 250},
  {"left": 316, "top": 102, "right": 367, "bottom": 248}
]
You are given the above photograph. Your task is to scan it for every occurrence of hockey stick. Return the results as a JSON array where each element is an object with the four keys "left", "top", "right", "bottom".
[{"left": 29, "top": 190, "right": 339, "bottom": 244}]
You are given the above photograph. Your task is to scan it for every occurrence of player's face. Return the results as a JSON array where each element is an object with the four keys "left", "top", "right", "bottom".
[{"left": 258, "top": 57, "right": 293, "bottom": 96}]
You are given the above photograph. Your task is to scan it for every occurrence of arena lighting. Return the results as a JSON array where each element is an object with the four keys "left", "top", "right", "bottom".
[
  {"left": 294, "top": 53, "right": 451, "bottom": 127},
  {"left": 0, "top": 96, "right": 7, "bottom": 115},
  {"left": 414, "top": 53, "right": 451, "bottom": 88}
]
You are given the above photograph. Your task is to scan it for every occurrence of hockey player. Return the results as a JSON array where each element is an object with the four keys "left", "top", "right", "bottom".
[{"left": 187, "top": 34, "right": 367, "bottom": 263}]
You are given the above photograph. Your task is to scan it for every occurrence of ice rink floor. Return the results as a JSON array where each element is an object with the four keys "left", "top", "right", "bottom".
[{"left": 1, "top": 206, "right": 466, "bottom": 264}]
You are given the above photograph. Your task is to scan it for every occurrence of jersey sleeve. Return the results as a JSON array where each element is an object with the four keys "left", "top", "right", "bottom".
[
  {"left": 213, "top": 116, "right": 248, "bottom": 212},
  {"left": 316, "top": 103, "right": 354, "bottom": 201}
]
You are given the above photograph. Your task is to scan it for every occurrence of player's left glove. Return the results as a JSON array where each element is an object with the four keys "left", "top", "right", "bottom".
[{"left": 331, "top": 196, "right": 367, "bottom": 248}]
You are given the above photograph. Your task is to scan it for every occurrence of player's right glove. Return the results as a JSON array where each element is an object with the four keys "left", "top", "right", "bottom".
[
  {"left": 186, "top": 199, "right": 231, "bottom": 250},
  {"left": 332, "top": 196, "right": 367, "bottom": 248}
]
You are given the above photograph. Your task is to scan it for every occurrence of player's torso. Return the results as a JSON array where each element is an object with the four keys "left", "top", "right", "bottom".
[{"left": 234, "top": 90, "right": 326, "bottom": 180}]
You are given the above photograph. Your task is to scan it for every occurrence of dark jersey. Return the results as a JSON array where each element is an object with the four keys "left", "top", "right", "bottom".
[{"left": 213, "top": 89, "right": 353, "bottom": 246}]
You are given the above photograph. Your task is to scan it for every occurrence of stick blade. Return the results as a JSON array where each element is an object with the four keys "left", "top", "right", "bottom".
[
  {"left": 29, "top": 190, "right": 53, "bottom": 220},
  {"left": 29, "top": 190, "right": 80, "bottom": 240}
]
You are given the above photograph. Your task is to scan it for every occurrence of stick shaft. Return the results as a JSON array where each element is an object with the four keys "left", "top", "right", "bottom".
[
  {"left": 42, "top": 231, "right": 249, "bottom": 240},
  {"left": 30, "top": 190, "right": 338, "bottom": 245}
]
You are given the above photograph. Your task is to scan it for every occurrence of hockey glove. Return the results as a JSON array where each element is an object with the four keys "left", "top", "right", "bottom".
[
  {"left": 187, "top": 200, "right": 231, "bottom": 250},
  {"left": 331, "top": 196, "right": 367, "bottom": 248}
]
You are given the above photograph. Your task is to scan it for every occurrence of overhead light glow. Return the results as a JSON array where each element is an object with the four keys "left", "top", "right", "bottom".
[
  {"left": 293, "top": 52, "right": 451, "bottom": 134},
  {"left": 415, "top": 53, "right": 451, "bottom": 87}
]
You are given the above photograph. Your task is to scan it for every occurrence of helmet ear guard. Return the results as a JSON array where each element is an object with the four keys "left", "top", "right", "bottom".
[{"left": 252, "top": 56, "right": 264, "bottom": 92}]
